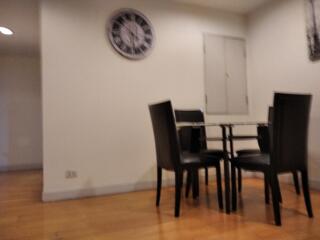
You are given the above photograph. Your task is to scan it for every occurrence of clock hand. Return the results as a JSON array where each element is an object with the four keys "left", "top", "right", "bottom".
[
  {"left": 114, "top": 20, "right": 150, "bottom": 48},
  {"left": 135, "top": 22, "right": 138, "bottom": 41},
  {"left": 129, "top": 31, "right": 135, "bottom": 51},
  {"left": 132, "top": 35, "right": 136, "bottom": 52},
  {"left": 128, "top": 33, "right": 134, "bottom": 50},
  {"left": 115, "top": 20, "right": 144, "bottom": 41},
  {"left": 115, "top": 20, "right": 130, "bottom": 31},
  {"left": 115, "top": 20, "right": 138, "bottom": 38},
  {"left": 131, "top": 29, "right": 152, "bottom": 40}
]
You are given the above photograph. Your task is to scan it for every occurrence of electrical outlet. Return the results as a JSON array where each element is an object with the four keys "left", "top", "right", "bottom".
[{"left": 65, "top": 170, "right": 77, "bottom": 179}]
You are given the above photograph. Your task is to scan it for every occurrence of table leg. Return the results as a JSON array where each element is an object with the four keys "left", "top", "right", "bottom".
[
  {"left": 222, "top": 126, "right": 230, "bottom": 214},
  {"left": 229, "top": 126, "right": 237, "bottom": 212}
]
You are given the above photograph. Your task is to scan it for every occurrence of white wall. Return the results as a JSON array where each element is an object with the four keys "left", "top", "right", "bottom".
[
  {"left": 0, "top": 54, "right": 42, "bottom": 171},
  {"left": 247, "top": 0, "right": 320, "bottom": 187},
  {"left": 41, "top": 0, "right": 247, "bottom": 200}
]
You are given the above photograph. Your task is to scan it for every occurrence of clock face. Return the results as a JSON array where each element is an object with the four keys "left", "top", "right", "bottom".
[{"left": 108, "top": 9, "right": 155, "bottom": 60}]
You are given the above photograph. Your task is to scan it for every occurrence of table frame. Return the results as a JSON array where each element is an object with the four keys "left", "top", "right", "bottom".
[{"left": 176, "top": 121, "right": 266, "bottom": 214}]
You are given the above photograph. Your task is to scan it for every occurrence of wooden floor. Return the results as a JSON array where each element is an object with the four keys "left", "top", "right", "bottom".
[{"left": 0, "top": 171, "right": 319, "bottom": 240}]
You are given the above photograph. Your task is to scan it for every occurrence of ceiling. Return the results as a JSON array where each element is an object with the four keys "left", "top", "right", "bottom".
[
  {"left": 0, "top": 0, "right": 39, "bottom": 55},
  {"left": 0, "top": 0, "right": 271, "bottom": 55},
  {"left": 174, "top": 0, "right": 272, "bottom": 14}
]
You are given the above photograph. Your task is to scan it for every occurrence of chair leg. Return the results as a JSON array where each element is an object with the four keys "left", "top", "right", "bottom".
[
  {"left": 275, "top": 175, "right": 283, "bottom": 203},
  {"left": 301, "top": 170, "right": 313, "bottom": 218},
  {"left": 216, "top": 163, "right": 223, "bottom": 210},
  {"left": 270, "top": 171, "right": 281, "bottom": 226},
  {"left": 238, "top": 167, "right": 242, "bottom": 193},
  {"left": 180, "top": 172, "right": 184, "bottom": 190},
  {"left": 174, "top": 171, "right": 183, "bottom": 217},
  {"left": 205, "top": 167, "right": 209, "bottom": 186},
  {"left": 293, "top": 171, "right": 301, "bottom": 195},
  {"left": 156, "top": 167, "right": 162, "bottom": 206},
  {"left": 231, "top": 164, "right": 237, "bottom": 211},
  {"left": 264, "top": 172, "right": 270, "bottom": 204},
  {"left": 185, "top": 170, "right": 192, "bottom": 198},
  {"left": 192, "top": 170, "right": 199, "bottom": 199}
]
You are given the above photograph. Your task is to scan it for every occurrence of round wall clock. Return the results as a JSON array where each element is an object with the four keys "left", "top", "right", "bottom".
[{"left": 108, "top": 9, "right": 155, "bottom": 60}]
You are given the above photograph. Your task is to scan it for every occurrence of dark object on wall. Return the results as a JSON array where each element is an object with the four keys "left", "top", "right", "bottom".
[
  {"left": 305, "top": 0, "right": 320, "bottom": 61},
  {"left": 107, "top": 8, "right": 155, "bottom": 60}
]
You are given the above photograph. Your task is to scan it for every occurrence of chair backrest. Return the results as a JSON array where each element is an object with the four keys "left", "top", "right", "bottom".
[
  {"left": 257, "top": 106, "right": 273, "bottom": 153},
  {"left": 149, "top": 101, "right": 181, "bottom": 170},
  {"left": 268, "top": 106, "right": 274, "bottom": 123},
  {"left": 271, "top": 93, "right": 312, "bottom": 172},
  {"left": 257, "top": 126, "right": 269, "bottom": 153},
  {"left": 174, "top": 110, "right": 207, "bottom": 151}
]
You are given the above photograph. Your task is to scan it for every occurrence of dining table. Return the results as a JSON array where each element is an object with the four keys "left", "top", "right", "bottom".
[{"left": 176, "top": 121, "right": 267, "bottom": 214}]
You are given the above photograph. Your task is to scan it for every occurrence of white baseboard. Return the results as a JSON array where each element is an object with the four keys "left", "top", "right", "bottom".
[
  {"left": 43, "top": 170, "right": 256, "bottom": 202},
  {"left": 42, "top": 178, "right": 175, "bottom": 202},
  {"left": 310, "top": 179, "right": 320, "bottom": 191},
  {"left": 43, "top": 171, "right": 320, "bottom": 202},
  {"left": 0, "top": 163, "right": 42, "bottom": 172}
]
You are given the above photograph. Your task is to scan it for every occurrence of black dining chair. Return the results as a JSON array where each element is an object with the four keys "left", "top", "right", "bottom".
[
  {"left": 231, "top": 93, "right": 313, "bottom": 226},
  {"left": 236, "top": 107, "right": 301, "bottom": 202},
  {"left": 149, "top": 101, "right": 223, "bottom": 217},
  {"left": 174, "top": 110, "right": 224, "bottom": 202},
  {"left": 174, "top": 110, "right": 224, "bottom": 187}
]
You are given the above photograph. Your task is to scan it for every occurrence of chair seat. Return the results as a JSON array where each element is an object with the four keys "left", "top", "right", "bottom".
[
  {"left": 234, "top": 153, "right": 270, "bottom": 171},
  {"left": 200, "top": 149, "right": 224, "bottom": 159},
  {"left": 181, "top": 153, "right": 220, "bottom": 169},
  {"left": 236, "top": 149, "right": 261, "bottom": 156}
]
